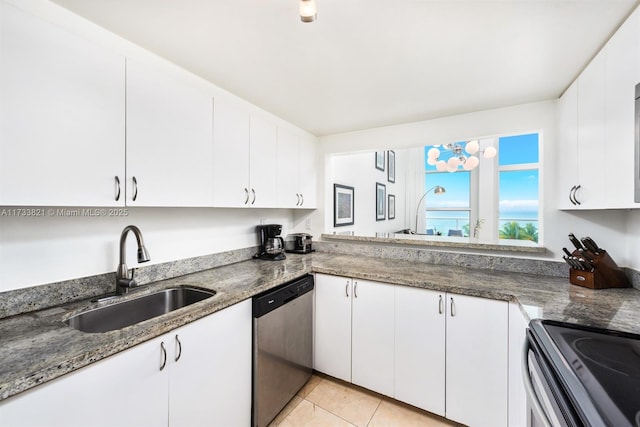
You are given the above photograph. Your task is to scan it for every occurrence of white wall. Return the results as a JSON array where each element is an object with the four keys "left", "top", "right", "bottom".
[
  {"left": 313, "top": 100, "right": 630, "bottom": 263},
  {"left": 328, "top": 151, "right": 407, "bottom": 235},
  {"left": 0, "top": 208, "right": 294, "bottom": 292}
]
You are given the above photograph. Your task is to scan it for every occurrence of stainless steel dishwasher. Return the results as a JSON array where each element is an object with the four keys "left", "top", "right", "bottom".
[{"left": 252, "top": 274, "right": 314, "bottom": 427}]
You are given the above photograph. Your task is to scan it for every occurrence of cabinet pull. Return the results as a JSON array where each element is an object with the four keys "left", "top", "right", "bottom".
[
  {"left": 251, "top": 188, "right": 256, "bottom": 205},
  {"left": 439, "top": 295, "right": 443, "bottom": 314},
  {"left": 132, "top": 177, "right": 138, "bottom": 202},
  {"left": 295, "top": 193, "right": 301, "bottom": 206},
  {"left": 574, "top": 185, "right": 582, "bottom": 205},
  {"left": 450, "top": 297, "right": 455, "bottom": 317},
  {"left": 244, "top": 188, "right": 249, "bottom": 205},
  {"left": 300, "top": 193, "right": 304, "bottom": 206},
  {"left": 345, "top": 282, "right": 349, "bottom": 298},
  {"left": 114, "top": 176, "right": 121, "bottom": 201},
  {"left": 354, "top": 282, "right": 358, "bottom": 298},
  {"left": 175, "top": 334, "right": 182, "bottom": 362},
  {"left": 160, "top": 341, "right": 167, "bottom": 371},
  {"left": 569, "top": 186, "right": 577, "bottom": 205}
]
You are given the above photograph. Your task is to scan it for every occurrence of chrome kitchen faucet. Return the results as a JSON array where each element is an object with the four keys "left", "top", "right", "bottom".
[{"left": 115, "top": 225, "right": 150, "bottom": 295}]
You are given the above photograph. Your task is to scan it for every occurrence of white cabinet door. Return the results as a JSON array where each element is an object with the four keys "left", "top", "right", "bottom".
[
  {"left": 276, "top": 127, "right": 301, "bottom": 208},
  {"left": 351, "top": 278, "right": 395, "bottom": 397},
  {"left": 169, "top": 300, "right": 252, "bottom": 427},
  {"left": 0, "top": 336, "right": 168, "bottom": 427},
  {"left": 299, "top": 134, "right": 317, "bottom": 209},
  {"left": 446, "top": 294, "right": 508, "bottom": 427},
  {"left": 126, "top": 60, "right": 214, "bottom": 207},
  {"left": 576, "top": 52, "right": 607, "bottom": 208},
  {"left": 0, "top": 2, "right": 125, "bottom": 206},
  {"left": 213, "top": 98, "right": 251, "bottom": 207},
  {"left": 249, "top": 114, "right": 278, "bottom": 207},
  {"left": 604, "top": 6, "right": 640, "bottom": 208},
  {"left": 556, "top": 81, "right": 579, "bottom": 210},
  {"left": 394, "top": 286, "right": 446, "bottom": 416},
  {"left": 314, "top": 273, "right": 353, "bottom": 382},
  {"left": 508, "top": 302, "right": 529, "bottom": 427}
]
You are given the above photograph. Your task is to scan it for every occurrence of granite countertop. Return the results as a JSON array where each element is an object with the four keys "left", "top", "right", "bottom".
[{"left": 3, "top": 251, "right": 640, "bottom": 402}]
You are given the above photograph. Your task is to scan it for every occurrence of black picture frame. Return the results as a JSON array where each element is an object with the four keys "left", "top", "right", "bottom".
[
  {"left": 388, "top": 194, "right": 396, "bottom": 220},
  {"left": 376, "top": 182, "right": 386, "bottom": 221},
  {"left": 333, "top": 184, "right": 355, "bottom": 227},
  {"left": 375, "top": 151, "right": 385, "bottom": 171},
  {"left": 387, "top": 150, "right": 395, "bottom": 183}
]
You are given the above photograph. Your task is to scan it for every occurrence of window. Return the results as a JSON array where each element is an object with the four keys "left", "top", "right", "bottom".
[
  {"left": 422, "top": 132, "right": 540, "bottom": 244},
  {"left": 423, "top": 145, "right": 471, "bottom": 236},
  {"left": 497, "top": 133, "right": 539, "bottom": 243}
]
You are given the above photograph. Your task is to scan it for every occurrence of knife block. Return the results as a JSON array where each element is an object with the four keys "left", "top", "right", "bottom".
[{"left": 569, "top": 250, "right": 629, "bottom": 289}]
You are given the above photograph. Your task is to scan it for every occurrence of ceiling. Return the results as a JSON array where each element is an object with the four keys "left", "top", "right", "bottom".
[{"left": 50, "top": 0, "right": 640, "bottom": 136}]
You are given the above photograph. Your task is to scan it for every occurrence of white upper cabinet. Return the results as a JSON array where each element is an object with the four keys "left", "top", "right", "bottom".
[
  {"left": 212, "top": 99, "right": 278, "bottom": 208},
  {"left": 0, "top": 1, "right": 125, "bottom": 206},
  {"left": 212, "top": 98, "right": 251, "bottom": 207},
  {"left": 557, "top": 5, "right": 640, "bottom": 210},
  {"left": 556, "top": 81, "right": 579, "bottom": 209},
  {"left": 604, "top": 6, "right": 640, "bottom": 208},
  {"left": 276, "top": 127, "right": 317, "bottom": 208},
  {"left": 126, "top": 59, "right": 214, "bottom": 207},
  {"left": 249, "top": 115, "right": 278, "bottom": 207}
]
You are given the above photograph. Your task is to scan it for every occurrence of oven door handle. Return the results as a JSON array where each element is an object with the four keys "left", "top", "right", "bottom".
[{"left": 522, "top": 339, "right": 553, "bottom": 427}]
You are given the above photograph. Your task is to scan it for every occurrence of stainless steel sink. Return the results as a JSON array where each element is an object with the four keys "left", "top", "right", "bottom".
[{"left": 66, "top": 287, "right": 216, "bottom": 333}]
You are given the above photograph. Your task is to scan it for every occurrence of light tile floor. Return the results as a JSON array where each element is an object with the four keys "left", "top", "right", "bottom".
[{"left": 269, "top": 374, "right": 465, "bottom": 427}]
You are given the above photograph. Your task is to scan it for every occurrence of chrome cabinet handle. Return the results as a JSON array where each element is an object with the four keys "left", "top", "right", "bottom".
[
  {"left": 132, "top": 177, "right": 138, "bottom": 201},
  {"left": 450, "top": 297, "right": 455, "bottom": 317},
  {"left": 295, "top": 193, "right": 301, "bottom": 206},
  {"left": 438, "top": 295, "right": 443, "bottom": 314},
  {"left": 160, "top": 341, "right": 167, "bottom": 371},
  {"left": 354, "top": 282, "right": 358, "bottom": 298},
  {"left": 300, "top": 193, "right": 304, "bottom": 206},
  {"left": 345, "top": 282, "right": 349, "bottom": 298},
  {"left": 114, "top": 176, "right": 121, "bottom": 201},
  {"left": 251, "top": 188, "right": 256, "bottom": 205},
  {"left": 244, "top": 188, "right": 249, "bottom": 205},
  {"left": 569, "top": 185, "right": 577, "bottom": 205},
  {"left": 569, "top": 185, "right": 582, "bottom": 206},
  {"left": 175, "top": 335, "right": 182, "bottom": 362}
]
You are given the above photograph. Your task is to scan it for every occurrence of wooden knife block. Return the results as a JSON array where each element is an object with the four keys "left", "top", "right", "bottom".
[{"left": 569, "top": 250, "right": 629, "bottom": 289}]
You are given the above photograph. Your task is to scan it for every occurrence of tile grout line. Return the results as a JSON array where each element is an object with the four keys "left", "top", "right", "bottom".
[{"left": 365, "top": 398, "right": 384, "bottom": 427}]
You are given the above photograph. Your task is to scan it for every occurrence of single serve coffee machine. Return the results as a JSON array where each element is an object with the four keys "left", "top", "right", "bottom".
[{"left": 254, "top": 224, "right": 286, "bottom": 261}]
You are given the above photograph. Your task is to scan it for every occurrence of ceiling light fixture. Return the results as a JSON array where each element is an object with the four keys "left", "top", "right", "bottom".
[
  {"left": 426, "top": 140, "right": 496, "bottom": 172},
  {"left": 300, "top": 0, "right": 317, "bottom": 22}
]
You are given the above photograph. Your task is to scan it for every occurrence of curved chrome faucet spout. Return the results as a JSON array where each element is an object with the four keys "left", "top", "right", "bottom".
[{"left": 116, "top": 225, "right": 150, "bottom": 295}]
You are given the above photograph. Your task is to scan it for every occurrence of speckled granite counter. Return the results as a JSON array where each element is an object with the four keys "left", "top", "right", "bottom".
[{"left": 3, "top": 251, "right": 640, "bottom": 402}]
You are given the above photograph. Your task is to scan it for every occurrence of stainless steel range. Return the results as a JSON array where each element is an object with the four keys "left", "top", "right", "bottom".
[{"left": 524, "top": 319, "right": 640, "bottom": 427}]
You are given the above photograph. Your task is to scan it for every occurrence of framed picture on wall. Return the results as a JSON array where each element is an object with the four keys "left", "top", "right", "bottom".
[
  {"left": 388, "top": 194, "right": 395, "bottom": 220},
  {"left": 375, "top": 151, "right": 385, "bottom": 171},
  {"left": 333, "top": 184, "right": 355, "bottom": 226},
  {"left": 376, "top": 182, "right": 386, "bottom": 221},
  {"left": 387, "top": 150, "right": 395, "bottom": 183}
]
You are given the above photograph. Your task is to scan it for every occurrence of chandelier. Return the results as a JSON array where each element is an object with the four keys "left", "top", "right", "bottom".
[{"left": 427, "top": 140, "right": 496, "bottom": 172}]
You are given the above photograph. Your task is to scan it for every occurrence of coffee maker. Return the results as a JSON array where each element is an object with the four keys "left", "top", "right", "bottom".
[{"left": 254, "top": 224, "right": 286, "bottom": 261}]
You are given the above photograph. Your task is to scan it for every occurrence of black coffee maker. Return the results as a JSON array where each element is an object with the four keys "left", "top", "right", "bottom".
[{"left": 254, "top": 224, "right": 286, "bottom": 261}]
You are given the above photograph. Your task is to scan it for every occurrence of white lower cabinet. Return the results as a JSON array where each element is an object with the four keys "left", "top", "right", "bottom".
[
  {"left": 394, "top": 285, "right": 446, "bottom": 416},
  {"left": 0, "top": 299, "right": 251, "bottom": 427},
  {"left": 315, "top": 274, "right": 510, "bottom": 427},
  {"left": 351, "top": 278, "right": 395, "bottom": 397},
  {"left": 313, "top": 274, "right": 394, "bottom": 397},
  {"left": 446, "top": 293, "right": 508, "bottom": 427}
]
